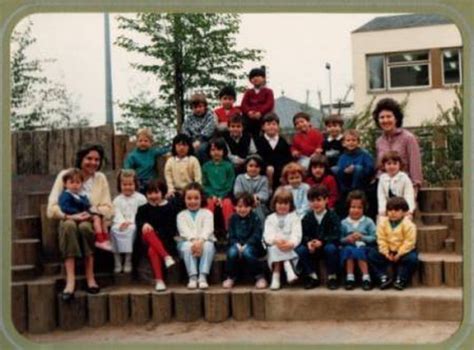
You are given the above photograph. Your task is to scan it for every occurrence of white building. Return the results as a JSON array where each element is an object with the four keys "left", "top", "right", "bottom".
[{"left": 351, "top": 14, "right": 462, "bottom": 127}]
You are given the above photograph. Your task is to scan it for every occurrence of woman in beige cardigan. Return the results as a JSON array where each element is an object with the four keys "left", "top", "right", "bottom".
[{"left": 47, "top": 144, "right": 113, "bottom": 301}]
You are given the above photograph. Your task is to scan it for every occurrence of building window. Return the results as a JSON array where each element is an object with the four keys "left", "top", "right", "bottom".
[
  {"left": 387, "top": 51, "right": 430, "bottom": 89},
  {"left": 442, "top": 48, "right": 461, "bottom": 85},
  {"left": 367, "top": 55, "right": 385, "bottom": 90}
]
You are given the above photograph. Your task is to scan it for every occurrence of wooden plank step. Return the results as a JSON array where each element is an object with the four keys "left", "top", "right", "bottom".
[
  {"left": 27, "top": 191, "right": 50, "bottom": 216},
  {"left": 420, "top": 212, "right": 461, "bottom": 228},
  {"left": 419, "top": 253, "right": 462, "bottom": 287},
  {"left": 14, "top": 215, "right": 41, "bottom": 239},
  {"left": 12, "top": 238, "right": 40, "bottom": 266},
  {"left": 418, "top": 187, "right": 446, "bottom": 212},
  {"left": 416, "top": 225, "right": 449, "bottom": 253},
  {"left": 12, "top": 265, "right": 37, "bottom": 282}
]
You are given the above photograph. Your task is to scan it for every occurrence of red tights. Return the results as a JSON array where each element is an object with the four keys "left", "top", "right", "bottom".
[{"left": 142, "top": 230, "right": 170, "bottom": 280}]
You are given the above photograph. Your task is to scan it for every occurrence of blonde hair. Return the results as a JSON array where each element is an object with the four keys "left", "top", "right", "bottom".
[
  {"left": 281, "top": 162, "right": 305, "bottom": 184},
  {"left": 116, "top": 169, "right": 139, "bottom": 193},
  {"left": 136, "top": 128, "right": 154, "bottom": 142},
  {"left": 343, "top": 129, "right": 360, "bottom": 142},
  {"left": 270, "top": 188, "right": 295, "bottom": 212}
]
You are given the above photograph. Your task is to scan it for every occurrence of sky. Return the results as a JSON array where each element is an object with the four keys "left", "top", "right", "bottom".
[{"left": 15, "top": 12, "right": 385, "bottom": 126}]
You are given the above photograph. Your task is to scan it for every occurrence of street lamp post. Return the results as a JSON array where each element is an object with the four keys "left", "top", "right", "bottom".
[
  {"left": 325, "top": 62, "right": 332, "bottom": 115},
  {"left": 104, "top": 13, "right": 114, "bottom": 126}
]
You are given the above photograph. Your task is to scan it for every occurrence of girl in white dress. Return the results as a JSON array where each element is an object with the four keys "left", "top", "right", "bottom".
[
  {"left": 111, "top": 170, "right": 147, "bottom": 273},
  {"left": 263, "top": 188, "right": 302, "bottom": 290}
]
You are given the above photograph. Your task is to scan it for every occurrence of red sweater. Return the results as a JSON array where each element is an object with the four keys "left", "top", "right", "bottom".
[
  {"left": 291, "top": 127, "right": 324, "bottom": 157},
  {"left": 305, "top": 174, "right": 339, "bottom": 209},
  {"left": 240, "top": 87, "right": 274, "bottom": 116},
  {"left": 214, "top": 106, "right": 241, "bottom": 124}
]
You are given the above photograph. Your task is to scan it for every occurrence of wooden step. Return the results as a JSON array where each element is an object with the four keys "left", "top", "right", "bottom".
[
  {"left": 416, "top": 225, "right": 449, "bottom": 253},
  {"left": 418, "top": 187, "right": 446, "bottom": 212},
  {"left": 419, "top": 253, "right": 462, "bottom": 287},
  {"left": 14, "top": 215, "right": 41, "bottom": 239},
  {"left": 12, "top": 265, "right": 37, "bottom": 282},
  {"left": 12, "top": 238, "right": 40, "bottom": 266},
  {"left": 420, "top": 212, "right": 460, "bottom": 228},
  {"left": 27, "top": 191, "right": 50, "bottom": 216},
  {"left": 42, "top": 262, "right": 62, "bottom": 276}
]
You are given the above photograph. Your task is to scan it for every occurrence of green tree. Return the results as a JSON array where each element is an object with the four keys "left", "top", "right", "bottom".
[{"left": 115, "top": 13, "right": 262, "bottom": 134}]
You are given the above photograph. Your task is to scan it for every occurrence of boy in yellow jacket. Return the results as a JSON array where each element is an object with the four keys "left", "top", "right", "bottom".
[{"left": 368, "top": 197, "right": 418, "bottom": 290}]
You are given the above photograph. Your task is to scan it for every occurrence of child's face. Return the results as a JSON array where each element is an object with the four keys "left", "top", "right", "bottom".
[
  {"left": 137, "top": 135, "right": 152, "bottom": 151},
  {"left": 235, "top": 200, "right": 252, "bottom": 217},
  {"left": 210, "top": 144, "right": 224, "bottom": 161},
  {"left": 343, "top": 134, "right": 359, "bottom": 151},
  {"left": 348, "top": 199, "right": 364, "bottom": 220},
  {"left": 229, "top": 122, "right": 243, "bottom": 138},
  {"left": 294, "top": 117, "right": 310, "bottom": 133},
  {"left": 263, "top": 121, "right": 279, "bottom": 137},
  {"left": 65, "top": 178, "right": 82, "bottom": 194},
  {"left": 378, "top": 110, "right": 397, "bottom": 132},
  {"left": 287, "top": 172, "right": 303, "bottom": 188},
  {"left": 185, "top": 189, "right": 201, "bottom": 211},
  {"left": 246, "top": 160, "right": 261, "bottom": 177},
  {"left": 384, "top": 160, "right": 400, "bottom": 177},
  {"left": 146, "top": 190, "right": 163, "bottom": 206},
  {"left": 220, "top": 95, "right": 235, "bottom": 109},
  {"left": 120, "top": 177, "right": 136, "bottom": 196},
  {"left": 326, "top": 122, "right": 342, "bottom": 138},
  {"left": 311, "top": 165, "right": 325, "bottom": 180},
  {"left": 387, "top": 208, "right": 405, "bottom": 222},
  {"left": 175, "top": 142, "right": 190, "bottom": 158},
  {"left": 310, "top": 196, "right": 328, "bottom": 213},
  {"left": 192, "top": 103, "right": 207, "bottom": 117},
  {"left": 250, "top": 75, "right": 265, "bottom": 88},
  {"left": 275, "top": 200, "right": 290, "bottom": 215}
]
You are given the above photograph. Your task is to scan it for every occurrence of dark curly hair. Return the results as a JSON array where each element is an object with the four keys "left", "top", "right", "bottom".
[
  {"left": 75, "top": 144, "right": 105, "bottom": 170},
  {"left": 372, "top": 98, "right": 404, "bottom": 129},
  {"left": 171, "top": 133, "right": 194, "bottom": 157}
]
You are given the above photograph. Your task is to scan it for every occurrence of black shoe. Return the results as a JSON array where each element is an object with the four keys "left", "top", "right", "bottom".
[
  {"left": 327, "top": 277, "right": 339, "bottom": 290},
  {"left": 61, "top": 291, "right": 75, "bottom": 302},
  {"left": 362, "top": 279, "right": 373, "bottom": 291},
  {"left": 379, "top": 276, "right": 393, "bottom": 290},
  {"left": 86, "top": 285, "right": 101, "bottom": 294},
  {"left": 393, "top": 279, "right": 407, "bottom": 290},
  {"left": 304, "top": 276, "right": 320, "bottom": 289},
  {"left": 344, "top": 279, "right": 355, "bottom": 290}
]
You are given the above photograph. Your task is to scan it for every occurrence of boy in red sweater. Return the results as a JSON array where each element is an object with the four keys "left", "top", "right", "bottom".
[
  {"left": 291, "top": 112, "right": 324, "bottom": 169},
  {"left": 240, "top": 67, "right": 274, "bottom": 138},
  {"left": 214, "top": 85, "right": 241, "bottom": 132}
]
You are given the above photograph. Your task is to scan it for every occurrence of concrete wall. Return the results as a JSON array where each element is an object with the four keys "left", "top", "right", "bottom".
[{"left": 351, "top": 24, "right": 462, "bottom": 127}]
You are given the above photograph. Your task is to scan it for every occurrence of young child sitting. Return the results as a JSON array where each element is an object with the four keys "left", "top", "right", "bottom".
[
  {"left": 240, "top": 67, "right": 275, "bottom": 138},
  {"left": 263, "top": 188, "right": 302, "bottom": 290},
  {"left": 135, "top": 180, "right": 177, "bottom": 291},
  {"left": 202, "top": 137, "right": 235, "bottom": 232},
  {"left": 255, "top": 113, "right": 292, "bottom": 191},
  {"left": 291, "top": 112, "right": 324, "bottom": 169},
  {"left": 295, "top": 185, "right": 341, "bottom": 290},
  {"left": 340, "top": 190, "right": 376, "bottom": 291},
  {"left": 322, "top": 114, "right": 345, "bottom": 171},
  {"left": 377, "top": 151, "right": 416, "bottom": 220},
  {"left": 222, "top": 193, "right": 267, "bottom": 289},
  {"left": 335, "top": 129, "right": 375, "bottom": 195},
  {"left": 58, "top": 168, "right": 112, "bottom": 251},
  {"left": 214, "top": 85, "right": 241, "bottom": 132},
  {"left": 223, "top": 114, "right": 257, "bottom": 173},
  {"left": 233, "top": 155, "right": 270, "bottom": 225},
  {"left": 110, "top": 170, "right": 147, "bottom": 274},
  {"left": 176, "top": 182, "right": 216, "bottom": 290},
  {"left": 181, "top": 93, "right": 217, "bottom": 163},
  {"left": 124, "top": 128, "right": 170, "bottom": 193},
  {"left": 305, "top": 154, "right": 339, "bottom": 209},
  {"left": 281, "top": 162, "right": 310, "bottom": 218},
  {"left": 368, "top": 197, "right": 418, "bottom": 290}
]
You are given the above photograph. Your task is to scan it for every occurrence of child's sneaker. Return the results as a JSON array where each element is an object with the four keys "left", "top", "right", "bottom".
[
  {"left": 113, "top": 254, "right": 122, "bottom": 274},
  {"left": 187, "top": 277, "right": 198, "bottom": 290},
  {"left": 155, "top": 280, "right": 167, "bottom": 292},
  {"left": 379, "top": 275, "right": 393, "bottom": 290},
  {"left": 344, "top": 278, "right": 355, "bottom": 290},
  {"left": 123, "top": 254, "right": 132, "bottom": 273},
  {"left": 327, "top": 277, "right": 339, "bottom": 290},
  {"left": 304, "top": 275, "right": 320, "bottom": 289},
  {"left": 393, "top": 278, "right": 407, "bottom": 290},
  {"left": 198, "top": 275, "right": 209, "bottom": 290},
  {"left": 270, "top": 273, "right": 281, "bottom": 290},
  {"left": 164, "top": 256, "right": 175, "bottom": 268},
  {"left": 255, "top": 277, "right": 268, "bottom": 289},
  {"left": 222, "top": 278, "right": 234, "bottom": 289},
  {"left": 362, "top": 279, "right": 373, "bottom": 291}
]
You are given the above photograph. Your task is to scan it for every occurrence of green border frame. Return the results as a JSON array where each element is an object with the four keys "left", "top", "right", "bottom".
[{"left": 0, "top": 0, "right": 472, "bottom": 349}]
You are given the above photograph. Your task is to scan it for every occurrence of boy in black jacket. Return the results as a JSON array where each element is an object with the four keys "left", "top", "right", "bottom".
[{"left": 295, "top": 185, "right": 341, "bottom": 289}]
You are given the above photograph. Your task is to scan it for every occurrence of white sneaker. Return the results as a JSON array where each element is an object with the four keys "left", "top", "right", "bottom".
[
  {"left": 270, "top": 273, "right": 280, "bottom": 290},
  {"left": 187, "top": 278, "right": 198, "bottom": 290},
  {"left": 222, "top": 278, "right": 234, "bottom": 289},
  {"left": 155, "top": 280, "right": 167, "bottom": 292},
  {"left": 123, "top": 254, "right": 132, "bottom": 273},
  {"left": 284, "top": 260, "right": 298, "bottom": 284},
  {"left": 198, "top": 275, "right": 209, "bottom": 289},
  {"left": 164, "top": 256, "right": 176, "bottom": 268},
  {"left": 255, "top": 277, "right": 268, "bottom": 289}
]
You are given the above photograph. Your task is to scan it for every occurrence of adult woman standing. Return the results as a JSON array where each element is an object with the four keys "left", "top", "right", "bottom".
[
  {"left": 373, "top": 98, "right": 423, "bottom": 192},
  {"left": 47, "top": 144, "right": 113, "bottom": 300}
]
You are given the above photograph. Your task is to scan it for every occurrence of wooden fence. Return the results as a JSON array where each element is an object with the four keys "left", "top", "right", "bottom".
[{"left": 11, "top": 125, "right": 133, "bottom": 175}]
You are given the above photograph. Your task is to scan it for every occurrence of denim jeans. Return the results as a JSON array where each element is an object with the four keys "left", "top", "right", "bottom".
[
  {"left": 295, "top": 242, "right": 339, "bottom": 276},
  {"left": 177, "top": 240, "right": 215, "bottom": 277},
  {"left": 368, "top": 248, "right": 418, "bottom": 282},
  {"left": 225, "top": 244, "right": 264, "bottom": 279}
]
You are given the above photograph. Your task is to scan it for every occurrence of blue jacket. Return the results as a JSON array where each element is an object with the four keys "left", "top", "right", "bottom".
[
  {"left": 340, "top": 216, "right": 377, "bottom": 246},
  {"left": 228, "top": 211, "right": 263, "bottom": 248},
  {"left": 58, "top": 190, "right": 91, "bottom": 215},
  {"left": 336, "top": 148, "right": 374, "bottom": 178}
]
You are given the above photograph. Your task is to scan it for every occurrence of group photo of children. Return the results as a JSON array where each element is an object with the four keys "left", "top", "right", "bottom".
[{"left": 46, "top": 66, "right": 423, "bottom": 301}]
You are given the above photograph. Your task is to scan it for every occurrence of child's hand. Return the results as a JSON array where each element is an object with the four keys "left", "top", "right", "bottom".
[
  {"left": 314, "top": 148, "right": 323, "bottom": 155},
  {"left": 313, "top": 239, "right": 323, "bottom": 249},
  {"left": 291, "top": 150, "right": 301, "bottom": 158},
  {"left": 236, "top": 243, "right": 244, "bottom": 255},
  {"left": 393, "top": 254, "right": 401, "bottom": 262},
  {"left": 192, "top": 140, "right": 200, "bottom": 150},
  {"left": 254, "top": 112, "right": 262, "bottom": 118},
  {"left": 253, "top": 195, "right": 260, "bottom": 205},
  {"left": 77, "top": 212, "right": 92, "bottom": 221},
  {"left": 353, "top": 232, "right": 362, "bottom": 241},
  {"left": 166, "top": 190, "right": 175, "bottom": 199},
  {"left": 307, "top": 241, "right": 316, "bottom": 253},
  {"left": 279, "top": 241, "right": 294, "bottom": 252},
  {"left": 119, "top": 222, "right": 131, "bottom": 231},
  {"left": 142, "top": 223, "right": 154, "bottom": 235},
  {"left": 344, "top": 165, "right": 354, "bottom": 174},
  {"left": 192, "top": 240, "right": 203, "bottom": 257},
  {"left": 216, "top": 198, "right": 223, "bottom": 207}
]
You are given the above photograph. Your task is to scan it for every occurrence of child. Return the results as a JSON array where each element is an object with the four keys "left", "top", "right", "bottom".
[
  {"left": 240, "top": 67, "right": 275, "bottom": 138},
  {"left": 124, "top": 128, "right": 170, "bottom": 193},
  {"left": 135, "top": 180, "right": 177, "bottom": 291},
  {"left": 263, "top": 188, "right": 302, "bottom": 290},
  {"left": 110, "top": 170, "right": 147, "bottom": 274},
  {"left": 222, "top": 193, "right": 267, "bottom": 289},
  {"left": 291, "top": 112, "right": 324, "bottom": 169},
  {"left": 177, "top": 182, "right": 216, "bottom": 289},
  {"left": 202, "top": 137, "right": 235, "bottom": 232},
  {"left": 295, "top": 185, "right": 341, "bottom": 289},
  {"left": 58, "top": 168, "right": 112, "bottom": 251},
  {"left": 164, "top": 133, "right": 202, "bottom": 202},
  {"left": 377, "top": 151, "right": 416, "bottom": 219},
  {"left": 368, "top": 197, "right": 418, "bottom": 290},
  {"left": 281, "top": 162, "right": 310, "bottom": 218},
  {"left": 305, "top": 154, "right": 339, "bottom": 209},
  {"left": 223, "top": 114, "right": 257, "bottom": 173},
  {"left": 181, "top": 93, "right": 217, "bottom": 163},
  {"left": 335, "top": 129, "right": 375, "bottom": 195},
  {"left": 340, "top": 191, "right": 376, "bottom": 291},
  {"left": 233, "top": 155, "right": 270, "bottom": 224},
  {"left": 322, "top": 114, "right": 345, "bottom": 171},
  {"left": 214, "top": 85, "right": 241, "bottom": 131},
  {"left": 255, "top": 113, "right": 292, "bottom": 191}
]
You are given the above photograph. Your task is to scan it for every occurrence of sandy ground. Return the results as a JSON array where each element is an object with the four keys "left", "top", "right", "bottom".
[{"left": 25, "top": 320, "right": 460, "bottom": 345}]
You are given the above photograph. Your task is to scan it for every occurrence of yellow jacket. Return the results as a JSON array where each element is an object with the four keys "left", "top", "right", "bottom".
[{"left": 376, "top": 217, "right": 416, "bottom": 256}]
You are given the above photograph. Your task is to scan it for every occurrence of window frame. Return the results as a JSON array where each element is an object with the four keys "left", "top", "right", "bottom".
[
  {"left": 386, "top": 50, "right": 431, "bottom": 90},
  {"left": 441, "top": 47, "right": 462, "bottom": 87}
]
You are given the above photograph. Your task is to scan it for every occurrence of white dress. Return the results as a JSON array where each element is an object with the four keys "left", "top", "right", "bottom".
[
  {"left": 263, "top": 212, "right": 302, "bottom": 267},
  {"left": 111, "top": 192, "right": 147, "bottom": 253}
]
